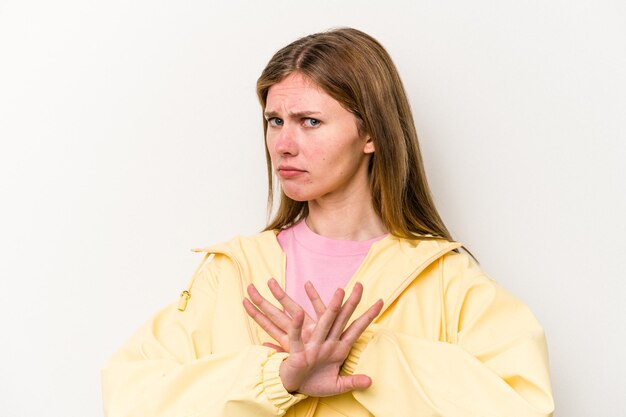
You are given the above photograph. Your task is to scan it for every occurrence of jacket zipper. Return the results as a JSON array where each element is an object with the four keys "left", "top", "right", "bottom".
[
  {"left": 185, "top": 248, "right": 259, "bottom": 344},
  {"left": 178, "top": 252, "right": 215, "bottom": 311}
]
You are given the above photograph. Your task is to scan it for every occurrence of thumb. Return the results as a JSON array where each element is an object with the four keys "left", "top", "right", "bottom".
[
  {"left": 338, "top": 374, "right": 372, "bottom": 393},
  {"left": 262, "top": 342, "right": 286, "bottom": 352}
]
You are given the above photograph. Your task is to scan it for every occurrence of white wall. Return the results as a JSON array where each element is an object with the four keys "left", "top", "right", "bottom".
[{"left": 1, "top": 0, "right": 624, "bottom": 415}]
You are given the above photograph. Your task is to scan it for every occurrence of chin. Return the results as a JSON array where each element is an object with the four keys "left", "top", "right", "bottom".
[
  {"left": 282, "top": 191, "right": 311, "bottom": 203},
  {"left": 281, "top": 186, "right": 317, "bottom": 203}
]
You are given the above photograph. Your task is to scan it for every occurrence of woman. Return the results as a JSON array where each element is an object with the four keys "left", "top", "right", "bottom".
[{"left": 102, "top": 28, "right": 554, "bottom": 417}]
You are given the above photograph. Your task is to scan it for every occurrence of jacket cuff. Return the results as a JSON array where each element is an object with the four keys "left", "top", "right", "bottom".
[
  {"left": 341, "top": 327, "right": 376, "bottom": 375},
  {"left": 262, "top": 351, "right": 307, "bottom": 411}
]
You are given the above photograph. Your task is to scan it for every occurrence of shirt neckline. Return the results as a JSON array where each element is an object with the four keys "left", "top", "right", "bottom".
[{"left": 291, "top": 219, "right": 388, "bottom": 257}]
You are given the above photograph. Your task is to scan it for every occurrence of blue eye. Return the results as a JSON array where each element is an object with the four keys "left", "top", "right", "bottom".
[
  {"left": 303, "top": 118, "right": 321, "bottom": 127},
  {"left": 267, "top": 117, "right": 284, "bottom": 127}
]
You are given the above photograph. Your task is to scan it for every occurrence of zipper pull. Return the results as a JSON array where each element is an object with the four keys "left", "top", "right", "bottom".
[
  {"left": 177, "top": 252, "right": 215, "bottom": 312},
  {"left": 178, "top": 290, "right": 191, "bottom": 311}
]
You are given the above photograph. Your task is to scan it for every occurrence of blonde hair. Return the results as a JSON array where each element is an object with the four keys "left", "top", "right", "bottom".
[{"left": 257, "top": 28, "right": 454, "bottom": 242}]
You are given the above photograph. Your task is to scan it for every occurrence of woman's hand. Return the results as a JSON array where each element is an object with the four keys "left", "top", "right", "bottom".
[
  {"left": 243, "top": 280, "right": 383, "bottom": 397},
  {"left": 243, "top": 279, "right": 320, "bottom": 351}
]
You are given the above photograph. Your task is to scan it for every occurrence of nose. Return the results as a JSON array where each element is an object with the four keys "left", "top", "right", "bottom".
[{"left": 271, "top": 124, "right": 298, "bottom": 157}]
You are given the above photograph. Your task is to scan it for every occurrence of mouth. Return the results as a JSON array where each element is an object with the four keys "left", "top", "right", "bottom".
[{"left": 277, "top": 166, "right": 306, "bottom": 179}]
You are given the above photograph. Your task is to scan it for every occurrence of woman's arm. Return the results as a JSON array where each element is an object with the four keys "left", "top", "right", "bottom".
[
  {"left": 343, "top": 270, "right": 554, "bottom": 417},
  {"left": 101, "top": 255, "right": 305, "bottom": 417}
]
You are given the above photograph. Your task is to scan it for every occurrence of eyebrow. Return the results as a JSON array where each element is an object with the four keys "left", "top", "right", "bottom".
[{"left": 264, "top": 110, "right": 322, "bottom": 119}]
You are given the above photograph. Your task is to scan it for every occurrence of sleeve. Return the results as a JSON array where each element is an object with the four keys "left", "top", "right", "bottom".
[
  {"left": 101, "top": 254, "right": 306, "bottom": 417},
  {"left": 342, "top": 269, "right": 554, "bottom": 417}
]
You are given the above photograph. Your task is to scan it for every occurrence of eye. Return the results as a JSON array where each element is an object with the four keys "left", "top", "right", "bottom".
[
  {"left": 303, "top": 118, "right": 321, "bottom": 127},
  {"left": 267, "top": 117, "right": 284, "bottom": 127}
]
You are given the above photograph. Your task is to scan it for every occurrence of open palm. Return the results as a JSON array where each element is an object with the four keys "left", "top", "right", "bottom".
[{"left": 243, "top": 280, "right": 383, "bottom": 397}]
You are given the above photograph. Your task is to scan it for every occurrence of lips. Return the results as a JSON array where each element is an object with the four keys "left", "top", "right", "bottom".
[{"left": 277, "top": 165, "right": 306, "bottom": 179}]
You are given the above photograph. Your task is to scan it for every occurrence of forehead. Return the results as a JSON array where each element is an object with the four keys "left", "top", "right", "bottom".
[{"left": 266, "top": 73, "right": 338, "bottom": 112}]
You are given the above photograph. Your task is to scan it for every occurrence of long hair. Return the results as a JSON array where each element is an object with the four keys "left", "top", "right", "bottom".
[{"left": 257, "top": 28, "right": 454, "bottom": 243}]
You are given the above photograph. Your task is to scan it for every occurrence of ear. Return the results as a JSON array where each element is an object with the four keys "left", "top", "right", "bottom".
[{"left": 363, "top": 136, "right": 375, "bottom": 154}]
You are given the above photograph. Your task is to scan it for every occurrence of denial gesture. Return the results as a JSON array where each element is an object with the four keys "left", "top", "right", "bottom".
[{"left": 243, "top": 280, "right": 383, "bottom": 397}]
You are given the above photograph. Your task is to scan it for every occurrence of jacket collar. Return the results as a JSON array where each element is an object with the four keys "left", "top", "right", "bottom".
[
  {"left": 342, "top": 235, "right": 462, "bottom": 320},
  {"left": 193, "top": 231, "right": 461, "bottom": 321}
]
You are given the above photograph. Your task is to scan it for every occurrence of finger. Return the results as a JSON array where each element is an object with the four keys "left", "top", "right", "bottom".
[
  {"left": 327, "top": 282, "right": 363, "bottom": 340},
  {"left": 247, "top": 284, "right": 293, "bottom": 330},
  {"left": 309, "top": 288, "right": 344, "bottom": 344},
  {"left": 262, "top": 342, "right": 285, "bottom": 352},
  {"left": 304, "top": 281, "right": 326, "bottom": 319},
  {"left": 340, "top": 299, "right": 383, "bottom": 344},
  {"left": 287, "top": 309, "right": 305, "bottom": 353},
  {"left": 242, "top": 298, "right": 287, "bottom": 344},
  {"left": 267, "top": 278, "right": 313, "bottom": 323},
  {"left": 336, "top": 374, "right": 372, "bottom": 393}
]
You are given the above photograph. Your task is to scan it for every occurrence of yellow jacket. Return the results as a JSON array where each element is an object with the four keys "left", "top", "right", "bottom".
[{"left": 102, "top": 231, "right": 554, "bottom": 417}]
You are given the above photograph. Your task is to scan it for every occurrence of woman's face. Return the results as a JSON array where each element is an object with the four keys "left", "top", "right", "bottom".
[{"left": 265, "top": 73, "right": 374, "bottom": 203}]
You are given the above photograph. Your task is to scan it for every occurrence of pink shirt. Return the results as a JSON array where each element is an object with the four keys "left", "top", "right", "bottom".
[{"left": 276, "top": 220, "right": 387, "bottom": 318}]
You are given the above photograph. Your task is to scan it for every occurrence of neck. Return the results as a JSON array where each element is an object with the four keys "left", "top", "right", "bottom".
[{"left": 306, "top": 189, "right": 387, "bottom": 241}]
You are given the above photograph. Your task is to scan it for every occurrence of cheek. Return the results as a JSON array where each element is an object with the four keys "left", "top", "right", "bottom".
[{"left": 308, "top": 148, "right": 331, "bottom": 172}]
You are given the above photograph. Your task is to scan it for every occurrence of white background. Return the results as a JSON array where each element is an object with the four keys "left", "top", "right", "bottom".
[{"left": 1, "top": 0, "right": 624, "bottom": 416}]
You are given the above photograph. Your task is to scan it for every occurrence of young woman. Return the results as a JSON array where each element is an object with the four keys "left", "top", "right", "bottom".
[{"left": 102, "top": 28, "right": 554, "bottom": 417}]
